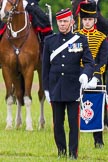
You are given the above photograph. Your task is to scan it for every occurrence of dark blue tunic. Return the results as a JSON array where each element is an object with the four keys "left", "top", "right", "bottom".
[{"left": 42, "top": 31, "right": 94, "bottom": 101}]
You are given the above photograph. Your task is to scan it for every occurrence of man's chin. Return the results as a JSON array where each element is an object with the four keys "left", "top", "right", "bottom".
[{"left": 59, "top": 29, "right": 67, "bottom": 34}]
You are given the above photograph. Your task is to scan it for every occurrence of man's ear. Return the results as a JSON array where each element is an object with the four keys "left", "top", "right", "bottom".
[{"left": 71, "top": 19, "right": 75, "bottom": 26}]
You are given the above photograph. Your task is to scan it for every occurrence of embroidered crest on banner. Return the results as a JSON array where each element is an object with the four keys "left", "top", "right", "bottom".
[{"left": 81, "top": 100, "right": 94, "bottom": 124}]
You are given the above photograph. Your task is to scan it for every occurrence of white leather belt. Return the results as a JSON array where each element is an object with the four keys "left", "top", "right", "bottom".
[{"left": 50, "top": 34, "right": 80, "bottom": 62}]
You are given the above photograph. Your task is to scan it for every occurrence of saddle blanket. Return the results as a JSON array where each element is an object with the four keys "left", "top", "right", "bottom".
[{"left": 0, "top": 23, "right": 6, "bottom": 35}]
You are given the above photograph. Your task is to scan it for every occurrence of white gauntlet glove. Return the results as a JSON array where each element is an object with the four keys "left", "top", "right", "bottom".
[
  {"left": 23, "top": 0, "right": 28, "bottom": 9},
  {"left": 44, "top": 90, "right": 50, "bottom": 103},
  {"left": 79, "top": 74, "right": 88, "bottom": 89},
  {"left": 86, "top": 77, "right": 98, "bottom": 89},
  {"left": 106, "top": 94, "right": 108, "bottom": 105}
]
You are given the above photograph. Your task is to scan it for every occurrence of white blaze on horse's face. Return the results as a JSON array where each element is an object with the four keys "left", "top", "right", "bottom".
[{"left": 0, "top": 0, "right": 8, "bottom": 20}]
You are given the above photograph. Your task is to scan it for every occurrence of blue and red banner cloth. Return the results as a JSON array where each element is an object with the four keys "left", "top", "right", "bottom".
[{"left": 80, "top": 92, "right": 105, "bottom": 132}]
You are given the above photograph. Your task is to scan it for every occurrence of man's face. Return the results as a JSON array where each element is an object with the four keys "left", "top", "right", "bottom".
[
  {"left": 57, "top": 16, "right": 74, "bottom": 34},
  {"left": 82, "top": 17, "right": 97, "bottom": 30}
]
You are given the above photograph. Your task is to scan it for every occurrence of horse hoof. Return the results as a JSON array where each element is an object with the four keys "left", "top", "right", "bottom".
[
  {"left": 5, "top": 125, "right": 13, "bottom": 130},
  {"left": 38, "top": 124, "right": 45, "bottom": 130},
  {"left": 26, "top": 127, "right": 33, "bottom": 131},
  {"left": 15, "top": 124, "right": 22, "bottom": 129}
]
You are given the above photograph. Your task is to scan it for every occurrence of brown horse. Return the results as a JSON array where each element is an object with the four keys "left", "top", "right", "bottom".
[{"left": 0, "top": 0, "right": 45, "bottom": 131}]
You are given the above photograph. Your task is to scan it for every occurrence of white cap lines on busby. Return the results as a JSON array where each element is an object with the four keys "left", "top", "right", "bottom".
[{"left": 56, "top": 8, "right": 72, "bottom": 20}]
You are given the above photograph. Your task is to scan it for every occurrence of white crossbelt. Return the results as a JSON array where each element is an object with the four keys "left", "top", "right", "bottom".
[{"left": 50, "top": 34, "right": 80, "bottom": 62}]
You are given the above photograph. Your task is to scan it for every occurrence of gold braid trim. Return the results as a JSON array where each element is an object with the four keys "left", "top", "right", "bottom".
[
  {"left": 74, "top": 30, "right": 106, "bottom": 70},
  {"left": 78, "top": 30, "right": 106, "bottom": 59},
  {"left": 94, "top": 64, "right": 106, "bottom": 75},
  {"left": 100, "top": 64, "right": 106, "bottom": 74},
  {"left": 81, "top": 8, "right": 96, "bottom": 14}
]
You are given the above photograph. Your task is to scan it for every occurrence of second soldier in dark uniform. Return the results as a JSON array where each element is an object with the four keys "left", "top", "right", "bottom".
[
  {"left": 77, "top": 1, "right": 108, "bottom": 148},
  {"left": 42, "top": 8, "right": 94, "bottom": 159}
]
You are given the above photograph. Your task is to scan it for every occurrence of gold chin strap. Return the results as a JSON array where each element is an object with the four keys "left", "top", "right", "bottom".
[
  {"left": 80, "top": 8, "right": 96, "bottom": 14},
  {"left": 78, "top": 14, "right": 81, "bottom": 30}
]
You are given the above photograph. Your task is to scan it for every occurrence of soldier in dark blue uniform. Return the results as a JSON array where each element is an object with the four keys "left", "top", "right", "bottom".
[
  {"left": 77, "top": 1, "right": 108, "bottom": 148},
  {"left": 42, "top": 8, "right": 94, "bottom": 160}
]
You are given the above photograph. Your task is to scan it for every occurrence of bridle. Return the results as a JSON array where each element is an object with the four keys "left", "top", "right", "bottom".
[
  {"left": 6, "top": 0, "right": 27, "bottom": 18},
  {"left": 1, "top": 0, "right": 20, "bottom": 20},
  {"left": 4, "top": 0, "right": 31, "bottom": 54},
  {"left": 6, "top": 0, "right": 29, "bottom": 36},
  {"left": 7, "top": 0, "right": 19, "bottom": 9}
]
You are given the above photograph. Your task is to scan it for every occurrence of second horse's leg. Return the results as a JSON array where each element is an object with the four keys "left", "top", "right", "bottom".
[{"left": 37, "top": 66, "right": 45, "bottom": 130}]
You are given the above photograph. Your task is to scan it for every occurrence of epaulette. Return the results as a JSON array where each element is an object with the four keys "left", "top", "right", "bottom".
[
  {"left": 73, "top": 30, "right": 80, "bottom": 34},
  {"left": 45, "top": 33, "right": 57, "bottom": 40},
  {"left": 95, "top": 30, "right": 106, "bottom": 39},
  {"left": 74, "top": 31, "right": 85, "bottom": 38}
]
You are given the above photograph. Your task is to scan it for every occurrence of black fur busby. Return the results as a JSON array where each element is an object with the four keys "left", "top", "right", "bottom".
[{"left": 80, "top": 1, "right": 97, "bottom": 18}]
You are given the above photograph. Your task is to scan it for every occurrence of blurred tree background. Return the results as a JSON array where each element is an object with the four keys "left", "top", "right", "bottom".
[
  {"left": 100, "top": 0, "right": 108, "bottom": 18},
  {"left": 39, "top": 0, "right": 108, "bottom": 32}
]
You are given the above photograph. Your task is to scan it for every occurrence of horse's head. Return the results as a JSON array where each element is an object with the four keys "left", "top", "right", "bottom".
[{"left": 0, "top": 0, "right": 20, "bottom": 22}]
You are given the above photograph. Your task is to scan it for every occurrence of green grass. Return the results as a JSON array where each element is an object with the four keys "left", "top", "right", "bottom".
[{"left": 0, "top": 69, "right": 108, "bottom": 162}]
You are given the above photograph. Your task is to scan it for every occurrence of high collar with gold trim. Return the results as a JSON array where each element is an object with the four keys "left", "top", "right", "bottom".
[{"left": 82, "top": 27, "right": 96, "bottom": 34}]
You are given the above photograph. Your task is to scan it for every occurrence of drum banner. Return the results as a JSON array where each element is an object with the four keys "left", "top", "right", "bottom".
[{"left": 80, "top": 92, "right": 105, "bottom": 132}]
